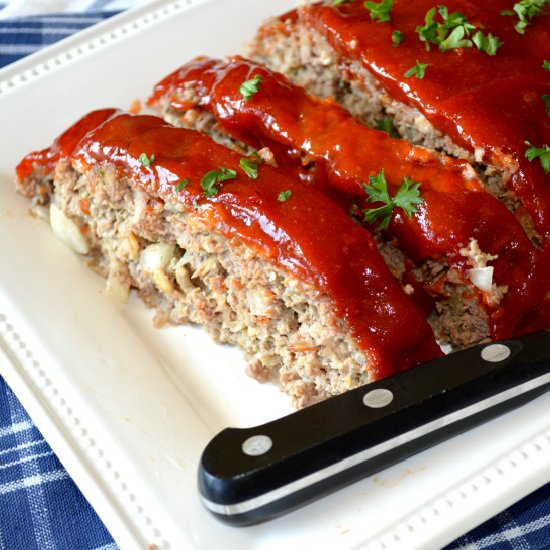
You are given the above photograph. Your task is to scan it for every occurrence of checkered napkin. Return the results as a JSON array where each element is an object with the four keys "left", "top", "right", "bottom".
[
  {"left": 0, "top": 3, "right": 549, "bottom": 549},
  {"left": 0, "top": 377, "right": 117, "bottom": 550},
  {"left": 0, "top": 1, "right": 130, "bottom": 66}
]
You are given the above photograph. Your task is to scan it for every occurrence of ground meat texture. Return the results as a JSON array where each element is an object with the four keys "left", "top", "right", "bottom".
[
  {"left": 150, "top": 57, "right": 540, "bottom": 348},
  {"left": 246, "top": 7, "right": 543, "bottom": 246},
  {"left": 16, "top": 109, "right": 442, "bottom": 409}
]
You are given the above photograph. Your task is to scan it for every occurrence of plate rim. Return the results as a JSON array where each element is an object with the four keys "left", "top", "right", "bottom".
[{"left": 0, "top": 1, "right": 549, "bottom": 548}]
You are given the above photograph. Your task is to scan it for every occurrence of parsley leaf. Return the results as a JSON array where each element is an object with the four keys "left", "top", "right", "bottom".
[
  {"left": 239, "top": 74, "right": 263, "bottom": 101},
  {"left": 174, "top": 178, "right": 189, "bottom": 192},
  {"left": 392, "top": 30, "right": 405, "bottom": 46},
  {"left": 139, "top": 152, "right": 155, "bottom": 167},
  {"left": 201, "top": 171, "right": 220, "bottom": 197},
  {"left": 392, "top": 177, "right": 424, "bottom": 217},
  {"left": 364, "top": 0, "right": 394, "bottom": 22},
  {"left": 525, "top": 141, "right": 550, "bottom": 173},
  {"left": 416, "top": 5, "right": 502, "bottom": 55},
  {"left": 510, "top": 0, "right": 548, "bottom": 34},
  {"left": 218, "top": 166, "right": 237, "bottom": 181},
  {"left": 472, "top": 30, "right": 503, "bottom": 55},
  {"left": 439, "top": 25, "right": 473, "bottom": 50},
  {"left": 544, "top": 59, "right": 550, "bottom": 72},
  {"left": 416, "top": 6, "right": 474, "bottom": 51},
  {"left": 416, "top": 7, "right": 439, "bottom": 50},
  {"left": 239, "top": 157, "right": 259, "bottom": 179},
  {"left": 278, "top": 190, "right": 292, "bottom": 202},
  {"left": 332, "top": 0, "right": 349, "bottom": 5},
  {"left": 376, "top": 118, "right": 400, "bottom": 138},
  {"left": 200, "top": 167, "right": 237, "bottom": 197},
  {"left": 362, "top": 169, "right": 423, "bottom": 230},
  {"left": 404, "top": 61, "right": 429, "bottom": 79},
  {"left": 542, "top": 94, "right": 550, "bottom": 117}
]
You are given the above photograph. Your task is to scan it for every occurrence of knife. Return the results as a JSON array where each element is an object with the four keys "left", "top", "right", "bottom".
[{"left": 198, "top": 330, "right": 550, "bottom": 526}]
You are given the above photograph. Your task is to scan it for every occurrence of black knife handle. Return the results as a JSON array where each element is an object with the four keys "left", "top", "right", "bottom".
[{"left": 198, "top": 331, "right": 550, "bottom": 525}]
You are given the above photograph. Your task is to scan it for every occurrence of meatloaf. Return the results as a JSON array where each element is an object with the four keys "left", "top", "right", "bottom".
[
  {"left": 15, "top": 108, "right": 441, "bottom": 408},
  {"left": 147, "top": 55, "right": 549, "bottom": 349},
  {"left": 245, "top": 0, "right": 550, "bottom": 339},
  {"left": 248, "top": 0, "right": 550, "bottom": 242}
]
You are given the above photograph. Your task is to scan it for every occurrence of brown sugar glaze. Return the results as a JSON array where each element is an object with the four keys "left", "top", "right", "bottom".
[
  {"left": 148, "top": 53, "right": 550, "bottom": 340},
  {"left": 16, "top": 109, "right": 442, "bottom": 378}
]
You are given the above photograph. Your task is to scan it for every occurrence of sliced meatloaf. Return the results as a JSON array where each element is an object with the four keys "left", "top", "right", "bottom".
[
  {"left": 147, "top": 56, "right": 549, "bottom": 348},
  {"left": 15, "top": 109, "right": 441, "bottom": 408},
  {"left": 248, "top": 0, "right": 550, "bottom": 247}
]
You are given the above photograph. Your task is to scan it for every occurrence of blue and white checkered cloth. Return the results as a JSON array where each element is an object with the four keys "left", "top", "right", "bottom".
[
  {"left": 0, "top": 377, "right": 117, "bottom": 549},
  {"left": 0, "top": 2, "right": 549, "bottom": 548}
]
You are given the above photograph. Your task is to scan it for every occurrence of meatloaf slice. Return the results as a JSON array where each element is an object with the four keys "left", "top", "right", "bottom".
[
  {"left": 16, "top": 109, "right": 441, "bottom": 408},
  {"left": 147, "top": 56, "right": 549, "bottom": 348},
  {"left": 247, "top": 1, "right": 550, "bottom": 247}
]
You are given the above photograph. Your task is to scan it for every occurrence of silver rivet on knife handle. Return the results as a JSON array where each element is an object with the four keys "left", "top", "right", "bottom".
[
  {"left": 481, "top": 343, "right": 511, "bottom": 362},
  {"left": 363, "top": 388, "right": 394, "bottom": 408},
  {"left": 242, "top": 434, "right": 272, "bottom": 456},
  {"left": 199, "top": 331, "right": 550, "bottom": 525}
]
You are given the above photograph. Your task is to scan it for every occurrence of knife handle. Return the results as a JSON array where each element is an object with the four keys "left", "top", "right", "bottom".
[{"left": 198, "top": 331, "right": 550, "bottom": 525}]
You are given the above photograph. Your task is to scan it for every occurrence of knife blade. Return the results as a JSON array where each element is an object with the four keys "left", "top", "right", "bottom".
[{"left": 198, "top": 331, "right": 550, "bottom": 526}]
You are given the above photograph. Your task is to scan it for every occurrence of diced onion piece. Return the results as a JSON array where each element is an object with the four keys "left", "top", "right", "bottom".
[
  {"left": 49, "top": 203, "right": 89, "bottom": 254},
  {"left": 106, "top": 273, "right": 130, "bottom": 304},
  {"left": 467, "top": 266, "right": 494, "bottom": 292},
  {"left": 247, "top": 288, "right": 275, "bottom": 318},
  {"left": 140, "top": 243, "right": 175, "bottom": 272},
  {"left": 153, "top": 270, "right": 174, "bottom": 293}
]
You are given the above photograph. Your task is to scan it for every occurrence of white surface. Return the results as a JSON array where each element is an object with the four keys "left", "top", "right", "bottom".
[{"left": 0, "top": 1, "right": 549, "bottom": 549}]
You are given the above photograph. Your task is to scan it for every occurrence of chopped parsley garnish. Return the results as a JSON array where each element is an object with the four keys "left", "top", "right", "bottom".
[
  {"left": 525, "top": 141, "right": 550, "bottom": 173},
  {"left": 364, "top": 0, "right": 394, "bottom": 22},
  {"left": 404, "top": 61, "right": 429, "bottom": 79},
  {"left": 506, "top": 0, "right": 549, "bottom": 34},
  {"left": 139, "top": 152, "right": 155, "bottom": 167},
  {"left": 472, "top": 31, "right": 503, "bottom": 56},
  {"left": 544, "top": 59, "right": 550, "bottom": 72},
  {"left": 200, "top": 167, "right": 237, "bottom": 197},
  {"left": 278, "top": 190, "right": 292, "bottom": 202},
  {"left": 174, "top": 178, "right": 190, "bottom": 192},
  {"left": 332, "top": 0, "right": 349, "bottom": 5},
  {"left": 239, "top": 157, "right": 259, "bottom": 179},
  {"left": 376, "top": 118, "right": 400, "bottom": 138},
  {"left": 362, "top": 169, "right": 423, "bottom": 230},
  {"left": 193, "top": 198, "right": 200, "bottom": 210},
  {"left": 392, "top": 30, "right": 405, "bottom": 46},
  {"left": 239, "top": 74, "right": 263, "bottom": 101},
  {"left": 416, "top": 6, "right": 502, "bottom": 55},
  {"left": 542, "top": 94, "right": 550, "bottom": 117},
  {"left": 416, "top": 6, "right": 473, "bottom": 51}
]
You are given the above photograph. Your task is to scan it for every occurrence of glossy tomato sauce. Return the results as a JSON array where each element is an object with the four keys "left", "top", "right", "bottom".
[
  {"left": 301, "top": 0, "right": 550, "bottom": 237},
  {"left": 149, "top": 55, "right": 550, "bottom": 340},
  {"left": 16, "top": 109, "right": 442, "bottom": 377}
]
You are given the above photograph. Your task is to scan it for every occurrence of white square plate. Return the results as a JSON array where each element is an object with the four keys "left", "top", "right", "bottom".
[{"left": 0, "top": 1, "right": 549, "bottom": 548}]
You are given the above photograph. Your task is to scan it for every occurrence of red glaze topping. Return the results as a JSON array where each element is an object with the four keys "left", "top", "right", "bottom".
[
  {"left": 302, "top": 0, "right": 550, "bottom": 238},
  {"left": 16, "top": 109, "right": 442, "bottom": 377},
  {"left": 148, "top": 56, "right": 550, "bottom": 339}
]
